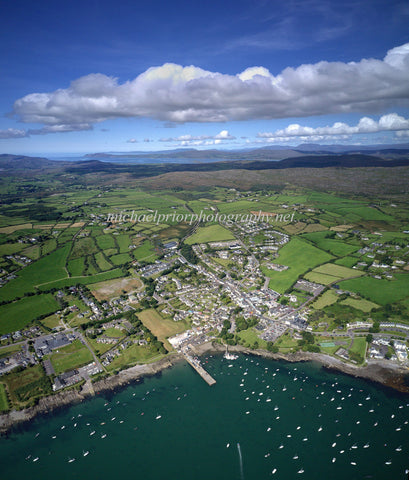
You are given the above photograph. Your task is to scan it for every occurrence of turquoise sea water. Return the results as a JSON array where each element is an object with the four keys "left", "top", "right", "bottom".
[{"left": 1, "top": 355, "right": 408, "bottom": 480}]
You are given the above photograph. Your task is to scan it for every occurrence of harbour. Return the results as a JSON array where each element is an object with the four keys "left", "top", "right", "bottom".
[{"left": 1, "top": 354, "right": 409, "bottom": 480}]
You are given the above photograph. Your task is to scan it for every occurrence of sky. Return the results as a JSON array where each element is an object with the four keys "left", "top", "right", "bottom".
[{"left": 1, "top": 0, "right": 409, "bottom": 155}]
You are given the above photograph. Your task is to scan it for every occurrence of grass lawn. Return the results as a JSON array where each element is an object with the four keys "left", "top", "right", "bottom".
[
  {"left": 3, "top": 364, "right": 50, "bottom": 407},
  {"left": 340, "top": 273, "right": 409, "bottom": 305},
  {"left": 275, "top": 333, "right": 299, "bottom": 352},
  {"left": 88, "top": 337, "right": 117, "bottom": 356},
  {"left": 49, "top": 339, "right": 93, "bottom": 375},
  {"left": 0, "top": 293, "right": 60, "bottom": 335},
  {"left": 0, "top": 343, "right": 22, "bottom": 359},
  {"left": 349, "top": 337, "right": 367, "bottom": 362},
  {"left": 41, "top": 314, "right": 61, "bottom": 329},
  {"left": 185, "top": 224, "right": 234, "bottom": 245},
  {"left": 138, "top": 308, "right": 189, "bottom": 351},
  {"left": 340, "top": 297, "right": 379, "bottom": 312},
  {"left": 237, "top": 328, "right": 267, "bottom": 349},
  {"left": 0, "top": 383, "right": 9, "bottom": 412},
  {"left": 104, "top": 327, "right": 125, "bottom": 337},
  {"left": 312, "top": 290, "right": 339, "bottom": 309},
  {"left": 262, "top": 237, "right": 333, "bottom": 293},
  {"left": 106, "top": 345, "right": 165, "bottom": 372}
]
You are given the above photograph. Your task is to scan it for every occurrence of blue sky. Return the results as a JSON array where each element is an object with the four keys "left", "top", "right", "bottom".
[{"left": 1, "top": 0, "right": 409, "bottom": 155}]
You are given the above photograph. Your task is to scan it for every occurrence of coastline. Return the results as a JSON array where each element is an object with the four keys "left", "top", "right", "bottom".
[
  {"left": 0, "top": 353, "right": 183, "bottom": 435},
  {"left": 1, "top": 344, "right": 408, "bottom": 435},
  {"left": 191, "top": 342, "right": 409, "bottom": 395}
]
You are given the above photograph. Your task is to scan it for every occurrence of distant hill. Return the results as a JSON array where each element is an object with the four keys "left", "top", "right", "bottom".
[
  {"left": 0, "top": 154, "right": 65, "bottom": 171},
  {"left": 65, "top": 154, "right": 409, "bottom": 178},
  {"left": 2, "top": 149, "right": 409, "bottom": 178},
  {"left": 84, "top": 143, "right": 409, "bottom": 162}
]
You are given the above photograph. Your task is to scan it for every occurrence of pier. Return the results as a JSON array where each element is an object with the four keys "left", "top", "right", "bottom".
[{"left": 182, "top": 352, "right": 216, "bottom": 386}]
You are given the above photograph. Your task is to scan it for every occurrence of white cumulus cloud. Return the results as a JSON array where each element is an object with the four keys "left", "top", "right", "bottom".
[
  {"left": 10, "top": 43, "right": 409, "bottom": 132},
  {"left": 257, "top": 113, "right": 409, "bottom": 140}
]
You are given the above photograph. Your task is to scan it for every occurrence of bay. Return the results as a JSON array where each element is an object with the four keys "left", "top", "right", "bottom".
[{"left": 1, "top": 355, "right": 408, "bottom": 479}]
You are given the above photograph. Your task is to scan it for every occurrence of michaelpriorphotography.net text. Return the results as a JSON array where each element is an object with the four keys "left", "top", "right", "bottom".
[{"left": 106, "top": 209, "right": 296, "bottom": 225}]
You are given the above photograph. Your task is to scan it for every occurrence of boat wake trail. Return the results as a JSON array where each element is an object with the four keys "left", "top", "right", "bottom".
[{"left": 237, "top": 442, "right": 244, "bottom": 480}]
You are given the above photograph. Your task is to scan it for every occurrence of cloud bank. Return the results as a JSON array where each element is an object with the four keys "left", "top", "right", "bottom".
[
  {"left": 7, "top": 43, "right": 409, "bottom": 134},
  {"left": 257, "top": 113, "right": 409, "bottom": 141}
]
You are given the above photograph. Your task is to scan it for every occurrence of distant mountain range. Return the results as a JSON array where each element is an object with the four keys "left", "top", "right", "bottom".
[
  {"left": 1, "top": 143, "right": 409, "bottom": 178},
  {"left": 83, "top": 143, "right": 409, "bottom": 162}
]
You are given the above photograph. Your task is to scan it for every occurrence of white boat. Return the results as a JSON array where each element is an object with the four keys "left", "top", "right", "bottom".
[
  {"left": 32, "top": 457, "right": 39, "bottom": 462},
  {"left": 68, "top": 458, "right": 75, "bottom": 463},
  {"left": 224, "top": 352, "right": 239, "bottom": 360},
  {"left": 297, "top": 469, "right": 304, "bottom": 474},
  {"left": 90, "top": 431, "right": 95, "bottom": 436},
  {"left": 83, "top": 451, "right": 89, "bottom": 457},
  {"left": 226, "top": 443, "right": 230, "bottom": 448},
  {"left": 101, "top": 434, "right": 107, "bottom": 439},
  {"left": 156, "top": 415, "right": 162, "bottom": 420},
  {"left": 332, "top": 458, "right": 336, "bottom": 463}
]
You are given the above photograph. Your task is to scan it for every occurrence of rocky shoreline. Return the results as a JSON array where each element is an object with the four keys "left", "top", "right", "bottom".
[
  {"left": 1, "top": 344, "right": 408, "bottom": 435},
  {"left": 192, "top": 342, "right": 409, "bottom": 394},
  {"left": 0, "top": 353, "right": 183, "bottom": 435}
]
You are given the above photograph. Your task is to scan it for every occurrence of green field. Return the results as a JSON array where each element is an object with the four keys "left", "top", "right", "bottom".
[
  {"left": 0, "top": 383, "right": 9, "bottom": 412},
  {"left": 302, "top": 231, "right": 359, "bottom": 256},
  {"left": 106, "top": 344, "right": 164, "bottom": 372},
  {"left": 312, "top": 290, "right": 339, "bottom": 309},
  {"left": 96, "top": 234, "right": 116, "bottom": 250},
  {"left": 116, "top": 234, "right": 130, "bottom": 253},
  {"left": 2, "top": 364, "right": 51, "bottom": 406},
  {"left": 0, "top": 294, "right": 60, "bottom": 335},
  {"left": 0, "top": 343, "right": 22, "bottom": 359},
  {"left": 237, "top": 328, "right": 267, "bottom": 349},
  {"left": 340, "top": 273, "right": 409, "bottom": 305},
  {"left": 67, "top": 257, "right": 86, "bottom": 276},
  {"left": 185, "top": 224, "right": 235, "bottom": 245},
  {"left": 305, "top": 262, "right": 364, "bottom": 285},
  {"left": 37, "top": 268, "right": 124, "bottom": 291},
  {"left": 305, "top": 271, "right": 340, "bottom": 285},
  {"left": 70, "top": 237, "right": 98, "bottom": 258},
  {"left": 132, "top": 240, "right": 158, "bottom": 262},
  {"left": 138, "top": 308, "right": 189, "bottom": 351},
  {"left": 0, "top": 244, "right": 70, "bottom": 301},
  {"left": 349, "top": 337, "right": 367, "bottom": 363},
  {"left": 0, "top": 243, "right": 25, "bottom": 256},
  {"left": 334, "top": 256, "right": 359, "bottom": 267},
  {"left": 49, "top": 339, "right": 93, "bottom": 375},
  {"left": 95, "top": 252, "right": 113, "bottom": 271},
  {"left": 340, "top": 297, "right": 379, "bottom": 312},
  {"left": 110, "top": 253, "right": 132, "bottom": 266},
  {"left": 262, "top": 237, "right": 333, "bottom": 293}
]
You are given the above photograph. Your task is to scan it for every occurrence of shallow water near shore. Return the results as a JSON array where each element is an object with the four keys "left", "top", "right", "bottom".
[{"left": 1, "top": 354, "right": 409, "bottom": 480}]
